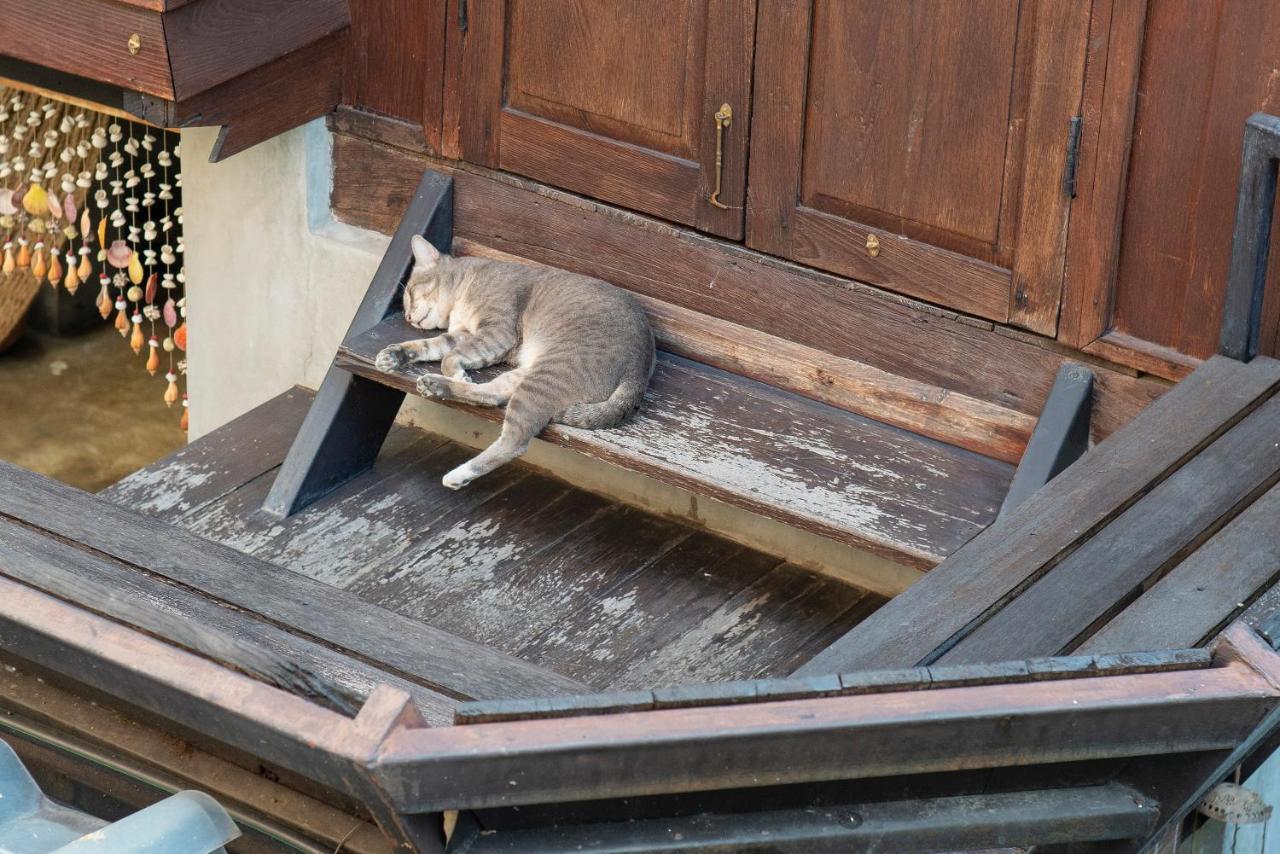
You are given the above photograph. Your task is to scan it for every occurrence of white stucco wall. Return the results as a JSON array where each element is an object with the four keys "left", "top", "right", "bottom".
[{"left": 179, "top": 121, "right": 921, "bottom": 596}]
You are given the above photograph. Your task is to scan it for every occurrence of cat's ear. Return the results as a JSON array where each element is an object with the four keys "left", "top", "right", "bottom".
[{"left": 411, "top": 235, "right": 441, "bottom": 269}]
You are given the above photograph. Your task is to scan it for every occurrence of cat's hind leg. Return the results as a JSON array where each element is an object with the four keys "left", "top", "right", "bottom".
[
  {"left": 416, "top": 369, "right": 521, "bottom": 406},
  {"left": 375, "top": 335, "right": 458, "bottom": 373},
  {"left": 441, "top": 374, "right": 556, "bottom": 489}
]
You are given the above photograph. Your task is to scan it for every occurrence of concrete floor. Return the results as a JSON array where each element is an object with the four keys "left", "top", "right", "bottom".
[{"left": 0, "top": 325, "right": 187, "bottom": 492}]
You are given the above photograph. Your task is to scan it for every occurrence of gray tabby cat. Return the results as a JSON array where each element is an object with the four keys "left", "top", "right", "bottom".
[{"left": 375, "top": 236, "right": 654, "bottom": 489}]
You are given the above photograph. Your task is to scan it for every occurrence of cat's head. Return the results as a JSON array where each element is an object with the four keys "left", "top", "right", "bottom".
[{"left": 403, "top": 235, "right": 455, "bottom": 330}]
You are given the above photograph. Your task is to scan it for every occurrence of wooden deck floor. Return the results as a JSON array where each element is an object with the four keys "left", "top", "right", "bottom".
[{"left": 103, "top": 388, "right": 886, "bottom": 691}]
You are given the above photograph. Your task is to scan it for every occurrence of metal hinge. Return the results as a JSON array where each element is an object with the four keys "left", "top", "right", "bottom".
[{"left": 1063, "top": 115, "right": 1083, "bottom": 198}]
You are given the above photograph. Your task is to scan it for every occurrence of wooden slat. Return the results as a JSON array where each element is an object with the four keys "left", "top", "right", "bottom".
[
  {"left": 329, "top": 124, "right": 1168, "bottom": 445},
  {"left": 795, "top": 355, "right": 1280, "bottom": 674},
  {"left": 339, "top": 316, "right": 1013, "bottom": 568},
  {"left": 1082, "top": 482, "right": 1280, "bottom": 654},
  {"left": 0, "top": 518, "right": 456, "bottom": 724},
  {"left": 943, "top": 391, "right": 1280, "bottom": 662},
  {"left": 0, "top": 461, "right": 588, "bottom": 701},
  {"left": 451, "top": 785, "right": 1158, "bottom": 853},
  {"left": 371, "top": 660, "right": 1277, "bottom": 812}
]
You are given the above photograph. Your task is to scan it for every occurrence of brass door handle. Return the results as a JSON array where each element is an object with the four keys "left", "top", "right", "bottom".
[{"left": 709, "top": 103, "right": 733, "bottom": 209}]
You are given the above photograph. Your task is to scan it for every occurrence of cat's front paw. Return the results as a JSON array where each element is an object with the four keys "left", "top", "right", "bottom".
[
  {"left": 416, "top": 374, "right": 454, "bottom": 400},
  {"left": 443, "top": 463, "right": 476, "bottom": 490},
  {"left": 375, "top": 345, "right": 408, "bottom": 373}
]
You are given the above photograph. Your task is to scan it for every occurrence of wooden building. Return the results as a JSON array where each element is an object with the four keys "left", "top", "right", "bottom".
[{"left": 2, "top": 1, "right": 1280, "bottom": 851}]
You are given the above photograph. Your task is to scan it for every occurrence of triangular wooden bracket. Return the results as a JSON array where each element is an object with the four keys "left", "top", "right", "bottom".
[
  {"left": 262, "top": 170, "right": 453, "bottom": 519},
  {"left": 998, "top": 362, "right": 1094, "bottom": 517}
]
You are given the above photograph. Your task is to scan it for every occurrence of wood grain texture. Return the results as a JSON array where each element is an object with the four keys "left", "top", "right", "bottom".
[
  {"left": 0, "top": 517, "right": 455, "bottom": 724},
  {"left": 0, "top": 0, "right": 172, "bottom": 97},
  {"left": 1066, "top": 0, "right": 1280, "bottom": 371},
  {"left": 342, "top": 0, "right": 446, "bottom": 153},
  {"left": 1082, "top": 482, "right": 1280, "bottom": 654},
  {"left": 163, "top": 0, "right": 350, "bottom": 99},
  {"left": 340, "top": 316, "right": 1014, "bottom": 568},
  {"left": 454, "top": 239, "right": 1036, "bottom": 463},
  {"left": 746, "top": 0, "right": 1089, "bottom": 327},
  {"left": 794, "top": 355, "right": 1280, "bottom": 674},
  {"left": 942, "top": 392, "right": 1280, "bottom": 663},
  {"left": 116, "top": 388, "right": 887, "bottom": 692},
  {"left": 451, "top": 0, "right": 754, "bottom": 238},
  {"left": 328, "top": 127, "right": 1169, "bottom": 444},
  {"left": 1, "top": 459, "right": 586, "bottom": 701}
]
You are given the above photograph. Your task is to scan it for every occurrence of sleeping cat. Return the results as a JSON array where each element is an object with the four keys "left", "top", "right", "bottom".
[{"left": 375, "top": 236, "right": 655, "bottom": 490}]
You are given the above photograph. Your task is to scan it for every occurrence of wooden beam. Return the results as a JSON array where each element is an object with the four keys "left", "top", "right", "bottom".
[
  {"left": 263, "top": 170, "right": 452, "bottom": 519},
  {"left": 450, "top": 785, "right": 1158, "bottom": 853},
  {"left": 999, "top": 363, "right": 1094, "bottom": 516},
  {"left": 1221, "top": 112, "right": 1280, "bottom": 362},
  {"left": 370, "top": 661, "right": 1276, "bottom": 812}
]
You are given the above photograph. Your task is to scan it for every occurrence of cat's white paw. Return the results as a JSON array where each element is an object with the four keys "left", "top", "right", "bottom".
[
  {"left": 375, "top": 346, "right": 405, "bottom": 373},
  {"left": 442, "top": 464, "right": 475, "bottom": 490},
  {"left": 416, "top": 374, "right": 452, "bottom": 399}
]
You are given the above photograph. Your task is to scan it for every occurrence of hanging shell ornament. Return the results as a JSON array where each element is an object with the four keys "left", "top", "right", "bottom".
[
  {"left": 30, "top": 242, "right": 46, "bottom": 279},
  {"left": 164, "top": 371, "right": 179, "bottom": 407},
  {"left": 162, "top": 296, "right": 177, "bottom": 328},
  {"left": 126, "top": 285, "right": 142, "bottom": 303},
  {"left": 129, "top": 313, "right": 144, "bottom": 354},
  {"left": 114, "top": 297, "right": 129, "bottom": 335},
  {"left": 128, "top": 250, "right": 144, "bottom": 284},
  {"left": 63, "top": 255, "right": 80, "bottom": 294},
  {"left": 180, "top": 397, "right": 189, "bottom": 432},
  {"left": 144, "top": 272, "right": 158, "bottom": 303},
  {"left": 15, "top": 238, "right": 29, "bottom": 269},
  {"left": 0, "top": 189, "right": 15, "bottom": 216},
  {"left": 1, "top": 242, "right": 12, "bottom": 275},
  {"left": 106, "top": 240, "right": 132, "bottom": 269},
  {"left": 45, "top": 188, "right": 60, "bottom": 221},
  {"left": 145, "top": 336, "right": 160, "bottom": 375},
  {"left": 63, "top": 193, "right": 75, "bottom": 224},
  {"left": 21, "top": 181, "right": 47, "bottom": 216},
  {"left": 46, "top": 247, "right": 61, "bottom": 286},
  {"left": 96, "top": 275, "right": 112, "bottom": 319},
  {"left": 80, "top": 208, "right": 91, "bottom": 241},
  {"left": 77, "top": 246, "right": 92, "bottom": 280},
  {"left": 174, "top": 321, "right": 187, "bottom": 352}
]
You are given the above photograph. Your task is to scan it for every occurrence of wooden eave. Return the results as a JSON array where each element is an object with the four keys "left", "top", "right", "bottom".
[{"left": 0, "top": 0, "right": 350, "bottom": 160}]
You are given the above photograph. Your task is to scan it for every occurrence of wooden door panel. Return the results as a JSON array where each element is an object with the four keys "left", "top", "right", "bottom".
[
  {"left": 451, "top": 0, "right": 754, "bottom": 239},
  {"left": 748, "top": 0, "right": 1089, "bottom": 329},
  {"left": 1060, "top": 0, "right": 1280, "bottom": 379}
]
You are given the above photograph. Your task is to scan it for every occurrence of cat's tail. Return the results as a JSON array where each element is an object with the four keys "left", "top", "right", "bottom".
[{"left": 556, "top": 377, "right": 647, "bottom": 429}]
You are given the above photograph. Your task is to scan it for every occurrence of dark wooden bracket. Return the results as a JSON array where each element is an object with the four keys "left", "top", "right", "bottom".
[
  {"left": 998, "top": 363, "right": 1094, "bottom": 517},
  {"left": 1221, "top": 112, "right": 1280, "bottom": 362},
  {"left": 262, "top": 170, "right": 453, "bottom": 519}
]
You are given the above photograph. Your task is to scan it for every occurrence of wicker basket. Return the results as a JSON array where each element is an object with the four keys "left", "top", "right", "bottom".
[{"left": 0, "top": 271, "right": 42, "bottom": 353}]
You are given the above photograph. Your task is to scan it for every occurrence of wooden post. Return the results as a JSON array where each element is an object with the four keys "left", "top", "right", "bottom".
[
  {"left": 1221, "top": 113, "right": 1280, "bottom": 362},
  {"left": 262, "top": 170, "right": 453, "bottom": 518}
]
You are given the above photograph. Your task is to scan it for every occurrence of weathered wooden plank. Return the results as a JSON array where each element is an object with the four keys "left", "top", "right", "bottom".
[
  {"left": 451, "top": 785, "right": 1158, "bottom": 852},
  {"left": 1082, "top": 482, "right": 1280, "bottom": 654},
  {"left": 0, "top": 461, "right": 588, "bottom": 700},
  {"left": 341, "top": 316, "right": 1013, "bottom": 568},
  {"left": 0, "top": 517, "right": 455, "bottom": 724},
  {"left": 100, "top": 386, "right": 311, "bottom": 521},
  {"left": 371, "top": 661, "right": 1277, "bottom": 812},
  {"left": 998, "top": 363, "right": 1093, "bottom": 517},
  {"left": 513, "top": 536, "right": 785, "bottom": 687},
  {"left": 1222, "top": 113, "right": 1280, "bottom": 361},
  {"left": 795, "top": 355, "right": 1280, "bottom": 674},
  {"left": 613, "top": 564, "right": 884, "bottom": 691},
  {"left": 186, "top": 436, "right": 520, "bottom": 589},
  {"left": 943, "top": 391, "right": 1280, "bottom": 663}
]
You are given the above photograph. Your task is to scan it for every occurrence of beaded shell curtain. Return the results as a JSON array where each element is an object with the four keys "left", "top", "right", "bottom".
[{"left": 0, "top": 88, "right": 188, "bottom": 429}]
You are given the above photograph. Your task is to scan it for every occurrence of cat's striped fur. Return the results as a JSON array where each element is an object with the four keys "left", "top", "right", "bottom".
[{"left": 375, "top": 236, "right": 655, "bottom": 489}]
